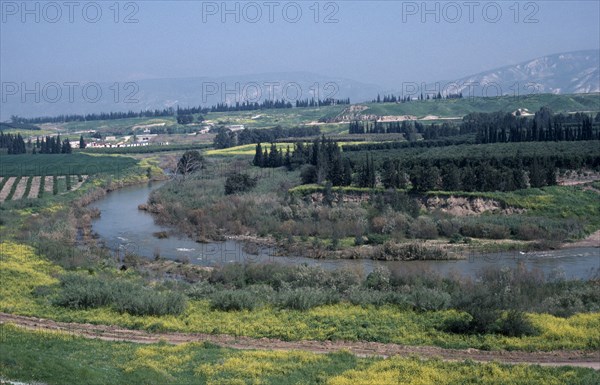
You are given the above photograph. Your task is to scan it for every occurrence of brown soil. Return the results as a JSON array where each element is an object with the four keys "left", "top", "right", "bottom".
[
  {"left": 420, "top": 196, "right": 524, "bottom": 216},
  {"left": 43, "top": 176, "right": 53, "bottom": 193},
  {"left": 1, "top": 313, "right": 598, "bottom": 369},
  {"left": 28, "top": 177, "right": 41, "bottom": 199},
  {"left": 11, "top": 177, "right": 30, "bottom": 200},
  {"left": 0, "top": 177, "right": 16, "bottom": 201}
]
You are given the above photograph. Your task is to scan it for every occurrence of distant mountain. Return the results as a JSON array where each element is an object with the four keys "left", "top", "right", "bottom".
[
  {"left": 2, "top": 51, "right": 598, "bottom": 120},
  {"left": 434, "top": 50, "right": 599, "bottom": 97}
]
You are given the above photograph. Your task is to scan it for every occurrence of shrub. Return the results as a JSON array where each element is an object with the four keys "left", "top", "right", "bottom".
[
  {"left": 53, "top": 274, "right": 187, "bottom": 316},
  {"left": 210, "top": 289, "right": 258, "bottom": 311},
  {"left": 185, "top": 280, "right": 217, "bottom": 299},
  {"left": 497, "top": 310, "right": 538, "bottom": 337},
  {"left": 365, "top": 266, "right": 391, "bottom": 291},
  {"left": 113, "top": 285, "right": 187, "bottom": 316},
  {"left": 53, "top": 274, "right": 113, "bottom": 309},
  {"left": 375, "top": 242, "right": 448, "bottom": 261},
  {"left": 300, "top": 165, "right": 317, "bottom": 184},
  {"left": 224, "top": 172, "right": 257, "bottom": 195},
  {"left": 409, "top": 217, "right": 438, "bottom": 239},
  {"left": 209, "top": 263, "right": 247, "bottom": 288},
  {"left": 407, "top": 287, "right": 452, "bottom": 311},
  {"left": 460, "top": 222, "right": 510, "bottom": 239}
]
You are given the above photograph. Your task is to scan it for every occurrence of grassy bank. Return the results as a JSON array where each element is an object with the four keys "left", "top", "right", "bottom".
[{"left": 1, "top": 324, "right": 598, "bottom": 385}]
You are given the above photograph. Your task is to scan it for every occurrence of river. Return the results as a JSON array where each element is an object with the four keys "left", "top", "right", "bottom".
[{"left": 90, "top": 182, "right": 600, "bottom": 279}]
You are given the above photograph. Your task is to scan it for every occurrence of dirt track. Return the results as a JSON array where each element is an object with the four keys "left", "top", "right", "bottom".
[{"left": 1, "top": 313, "right": 598, "bottom": 369}]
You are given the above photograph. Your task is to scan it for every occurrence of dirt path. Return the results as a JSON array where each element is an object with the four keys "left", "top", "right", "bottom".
[
  {"left": 563, "top": 230, "right": 600, "bottom": 249},
  {"left": 1, "top": 313, "right": 598, "bottom": 369}
]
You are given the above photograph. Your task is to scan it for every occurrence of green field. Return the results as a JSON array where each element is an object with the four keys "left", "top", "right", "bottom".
[
  {"left": 61, "top": 117, "right": 177, "bottom": 133},
  {"left": 205, "top": 105, "right": 346, "bottom": 128},
  {"left": 343, "top": 140, "right": 600, "bottom": 163},
  {"left": 361, "top": 93, "right": 600, "bottom": 118},
  {"left": 0, "top": 153, "right": 138, "bottom": 177}
]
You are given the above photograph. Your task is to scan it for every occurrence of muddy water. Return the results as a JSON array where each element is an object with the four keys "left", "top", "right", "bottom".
[{"left": 90, "top": 182, "right": 600, "bottom": 279}]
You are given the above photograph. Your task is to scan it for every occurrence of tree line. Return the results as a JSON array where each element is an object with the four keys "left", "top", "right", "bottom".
[
  {"left": 371, "top": 92, "right": 463, "bottom": 103},
  {"left": 0, "top": 133, "right": 73, "bottom": 155},
  {"left": 470, "top": 108, "right": 600, "bottom": 143},
  {"left": 295, "top": 98, "right": 350, "bottom": 107},
  {"left": 254, "top": 137, "right": 353, "bottom": 186},
  {"left": 12, "top": 109, "right": 176, "bottom": 124},
  {"left": 0, "top": 132, "right": 27, "bottom": 154},
  {"left": 251, "top": 139, "right": 599, "bottom": 192},
  {"left": 34, "top": 135, "right": 72, "bottom": 154},
  {"left": 214, "top": 125, "right": 321, "bottom": 149},
  {"left": 348, "top": 107, "right": 600, "bottom": 144}
]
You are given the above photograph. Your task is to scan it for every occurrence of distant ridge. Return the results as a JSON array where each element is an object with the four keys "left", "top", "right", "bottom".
[
  {"left": 2, "top": 50, "right": 598, "bottom": 120},
  {"left": 435, "top": 50, "right": 599, "bottom": 97}
]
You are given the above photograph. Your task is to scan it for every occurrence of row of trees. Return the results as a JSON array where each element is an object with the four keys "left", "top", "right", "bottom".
[
  {"left": 176, "top": 114, "right": 204, "bottom": 125},
  {"left": 348, "top": 120, "right": 463, "bottom": 141},
  {"left": 471, "top": 108, "right": 600, "bottom": 143},
  {"left": 0, "top": 132, "right": 27, "bottom": 154},
  {"left": 295, "top": 98, "right": 350, "bottom": 107},
  {"left": 254, "top": 139, "right": 565, "bottom": 192},
  {"left": 214, "top": 125, "right": 321, "bottom": 149},
  {"left": 12, "top": 108, "right": 176, "bottom": 124},
  {"left": 34, "top": 135, "right": 72, "bottom": 154},
  {"left": 348, "top": 108, "right": 600, "bottom": 143},
  {"left": 371, "top": 92, "right": 463, "bottom": 103},
  {"left": 346, "top": 156, "right": 555, "bottom": 192},
  {"left": 0, "top": 133, "right": 74, "bottom": 155},
  {"left": 254, "top": 137, "right": 353, "bottom": 186},
  {"left": 349, "top": 120, "right": 425, "bottom": 138},
  {"left": 210, "top": 99, "right": 293, "bottom": 112}
]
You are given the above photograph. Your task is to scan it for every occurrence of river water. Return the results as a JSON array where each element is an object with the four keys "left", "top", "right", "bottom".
[{"left": 90, "top": 182, "right": 600, "bottom": 279}]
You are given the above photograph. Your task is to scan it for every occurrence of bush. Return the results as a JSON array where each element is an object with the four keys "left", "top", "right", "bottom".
[
  {"left": 53, "top": 274, "right": 187, "bottom": 316},
  {"left": 365, "top": 266, "right": 391, "bottom": 291},
  {"left": 497, "top": 310, "right": 538, "bottom": 337},
  {"left": 407, "top": 287, "right": 451, "bottom": 311},
  {"left": 53, "top": 274, "right": 113, "bottom": 309},
  {"left": 210, "top": 289, "right": 258, "bottom": 311},
  {"left": 300, "top": 165, "right": 317, "bottom": 184},
  {"left": 460, "top": 222, "right": 510, "bottom": 239},
  {"left": 375, "top": 242, "right": 448, "bottom": 261},
  {"left": 185, "top": 280, "right": 217, "bottom": 299},
  {"left": 113, "top": 285, "right": 187, "bottom": 316},
  {"left": 209, "top": 263, "right": 247, "bottom": 288},
  {"left": 224, "top": 172, "right": 257, "bottom": 195},
  {"left": 409, "top": 217, "right": 438, "bottom": 239}
]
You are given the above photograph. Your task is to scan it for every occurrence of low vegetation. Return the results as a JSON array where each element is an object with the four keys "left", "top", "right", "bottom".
[
  {"left": 3, "top": 324, "right": 598, "bottom": 385},
  {"left": 1, "top": 241, "right": 599, "bottom": 351}
]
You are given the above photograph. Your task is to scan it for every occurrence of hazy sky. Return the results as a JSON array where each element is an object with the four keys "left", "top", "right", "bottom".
[{"left": 1, "top": 0, "right": 599, "bottom": 88}]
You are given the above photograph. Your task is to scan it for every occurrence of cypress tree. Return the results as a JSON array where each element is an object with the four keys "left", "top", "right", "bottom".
[{"left": 253, "top": 143, "right": 263, "bottom": 166}]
